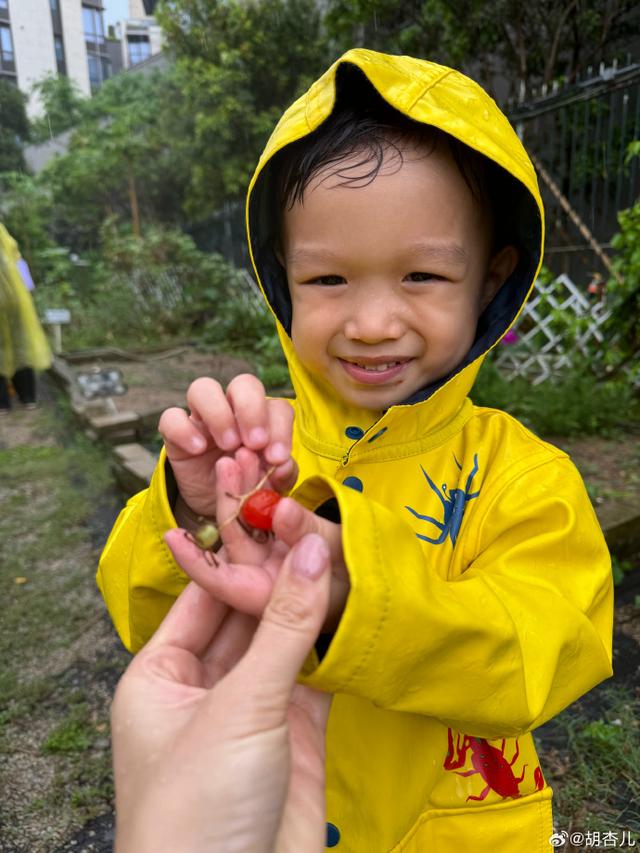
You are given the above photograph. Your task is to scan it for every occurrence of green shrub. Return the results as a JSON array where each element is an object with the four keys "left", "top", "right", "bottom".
[
  {"left": 472, "top": 361, "right": 637, "bottom": 437},
  {"left": 31, "top": 222, "right": 251, "bottom": 349}
]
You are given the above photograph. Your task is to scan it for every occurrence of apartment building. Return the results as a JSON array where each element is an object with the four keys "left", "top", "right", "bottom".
[
  {"left": 0, "top": 0, "right": 113, "bottom": 114},
  {"left": 115, "top": 0, "right": 162, "bottom": 71},
  {"left": 0, "top": 0, "right": 161, "bottom": 117}
]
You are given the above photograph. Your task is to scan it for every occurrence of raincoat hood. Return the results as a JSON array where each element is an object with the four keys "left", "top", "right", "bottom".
[{"left": 247, "top": 49, "right": 544, "bottom": 455}]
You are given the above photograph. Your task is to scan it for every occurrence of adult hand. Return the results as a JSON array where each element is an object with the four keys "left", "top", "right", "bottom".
[
  {"left": 166, "top": 447, "right": 350, "bottom": 633},
  {"left": 158, "top": 374, "right": 297, "bottom": 522},
  {"left": 111, "top": 533, "right": 332, "bottom": 853}
]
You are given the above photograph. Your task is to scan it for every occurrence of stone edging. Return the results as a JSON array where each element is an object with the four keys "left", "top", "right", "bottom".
[{"left": 48, "top": 356, "right": 159, "bottom": 495}]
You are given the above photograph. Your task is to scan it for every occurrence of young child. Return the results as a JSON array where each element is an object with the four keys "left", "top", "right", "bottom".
[{"left": 98, "top": 49, "right": 613, "bottom": 851}]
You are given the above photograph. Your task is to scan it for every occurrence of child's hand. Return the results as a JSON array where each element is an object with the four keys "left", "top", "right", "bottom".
[
  {"left": 158, "top": 374, "right": 296, "bottom": 520},
  {"left": 165, "top": 448, "right": 350, "bottom": 633}
]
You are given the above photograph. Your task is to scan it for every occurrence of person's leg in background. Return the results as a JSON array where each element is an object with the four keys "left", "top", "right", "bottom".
[
  {"left": 12, "top": 367, "right": 36, "bottom": 408},
  {"left": 0, "top": 375, "right": 11, "bottom": 413}
]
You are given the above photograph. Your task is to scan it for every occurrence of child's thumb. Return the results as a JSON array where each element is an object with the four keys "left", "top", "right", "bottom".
[{"left": 227, "top": 533, "right": 331, "bottom": 724}]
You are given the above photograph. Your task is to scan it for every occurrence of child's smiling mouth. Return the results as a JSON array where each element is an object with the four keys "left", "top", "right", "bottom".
[{"left": 338, "top": 357, "right": 413, "bottom": 384}]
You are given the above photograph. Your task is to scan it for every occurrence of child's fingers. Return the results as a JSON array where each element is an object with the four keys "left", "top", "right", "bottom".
[
  {"left": 264, "top": 399, "right": 294, "bottom": 466},
  {"left": 186, "top": 377, "right": 241, "bottom": 452},
  {"left": 215, "top": 454, "right": 268, "bottom": 565},
  {"left": 270, "top": 456, "right": 299, "bottom": 494},
  {"left": 226, "top": 374, "right": 270, "bottom": 451},
  {"left": 232, "top": 446, "right": 262, "bottom": 495},
  {"left": 232, "top": 446, "right": 298, "bottom": 504},
  {"left": 158, "top": 407, "right": 211, "bottom": 460}
]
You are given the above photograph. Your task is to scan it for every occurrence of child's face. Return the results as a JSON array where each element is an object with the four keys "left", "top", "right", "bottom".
[{"left": 281, "top": 142, "right": 516, "bottom": 411}]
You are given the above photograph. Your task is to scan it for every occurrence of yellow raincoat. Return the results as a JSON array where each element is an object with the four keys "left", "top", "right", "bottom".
[
  {"left": 0, "top": 224, "right": 52, "bottom": 379},
  {"left": 98, "top": 50, "right": 613, "bottom": 851}
]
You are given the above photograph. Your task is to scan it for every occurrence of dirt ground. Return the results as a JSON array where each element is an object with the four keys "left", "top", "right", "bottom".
[
  {"left": 547, "top": 434, "right": 640, "bottom": 503},
  {"left": 64, "top": 347, "right": 255, "bottom": 420}
]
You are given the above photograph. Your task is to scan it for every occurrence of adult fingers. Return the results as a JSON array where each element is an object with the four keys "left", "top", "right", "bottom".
[
  {"left": 225, "top": 533, "right": 331, "bottom": 727},
  {"left": 272, "top": 498, "right": 345, "bottom": 574},
  {"left": 186, "top": 377, "right": 241, "bottom": 453},
  {"left": 142, "top": 581, "right": 229, "bottom": 658},
  {"left": 200, "top": 609, "right": 258, "bottom": 689},
  {"left": 291, "top": 683, "right": 333, "bottom": 736},
  {"left": 158, "top": 407, "right": 210, "bottom": 461},
  {"left": 226, "top": 373, "right": 270, "bottom": 451}
]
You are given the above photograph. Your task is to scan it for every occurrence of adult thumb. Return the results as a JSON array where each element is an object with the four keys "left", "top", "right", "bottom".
[{"left": 228, "top": 533, "right": 331, "bottom": 723}]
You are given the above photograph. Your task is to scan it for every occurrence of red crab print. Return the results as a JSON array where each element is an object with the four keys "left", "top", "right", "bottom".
[{"left": 443, "top": 728, "right": 544, "bottom": 801}]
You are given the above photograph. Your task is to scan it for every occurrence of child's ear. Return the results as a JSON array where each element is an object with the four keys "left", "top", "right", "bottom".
[{"left": 481, "top": 245, "right": 519, "bottom": 310}]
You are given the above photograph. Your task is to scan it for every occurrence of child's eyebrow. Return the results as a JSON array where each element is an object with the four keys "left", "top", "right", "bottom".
[
  {"left": 405, "top": 241, "right": 469, "bottom": 268},
  {"left": 287, "top": 246, "right": 345, "bottom": 267},
  {"left": 288, "top": 242, "right": 469, "bottom": 268}
]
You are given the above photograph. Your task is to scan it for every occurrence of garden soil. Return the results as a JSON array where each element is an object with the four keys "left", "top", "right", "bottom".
[{"left": 0, "top": 358, "right": 638, "bottom": 852}]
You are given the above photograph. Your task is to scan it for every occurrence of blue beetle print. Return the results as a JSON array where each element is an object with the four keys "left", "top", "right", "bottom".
[{"left": 405, "top": 453, "right": 480, "bottom": 546}]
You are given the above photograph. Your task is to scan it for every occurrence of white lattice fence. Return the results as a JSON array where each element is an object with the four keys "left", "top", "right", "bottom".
[{"left": 494, "top": 274, "right": 612, "bottom": 384}]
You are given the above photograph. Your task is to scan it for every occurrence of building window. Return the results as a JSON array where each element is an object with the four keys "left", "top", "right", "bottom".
[
  {"left": 49, "top": 0, "right": 58, "bottom": 10},
  {"left": 0, "top": 24, "right": 14, "bottom": 64},
  {"left": 127, "top": 34, "right": 151, "bottom": 66},
  {"left": 0, "top": 0, "right": 8, "bottom": 10},
  {"left": 87, "top": 53, "right": 111, "bottom": 90},
  {"left": 83, "top": 5, "right": 105, "bottom": 46},
  {"left": 54, "top": 35, "right": 66, "bottom": 74},
  {"left": 87, "top": 53, "right": 100, "bottom": 87}
]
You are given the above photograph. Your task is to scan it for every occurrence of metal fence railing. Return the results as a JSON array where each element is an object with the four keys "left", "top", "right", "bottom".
[{"left": 507, "top": 61, "right": 640, "bottom": 282}]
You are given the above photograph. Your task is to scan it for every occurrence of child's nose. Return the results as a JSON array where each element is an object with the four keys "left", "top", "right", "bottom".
[{"left": 343, "top": 295, "right": 405, "bottom": 342}]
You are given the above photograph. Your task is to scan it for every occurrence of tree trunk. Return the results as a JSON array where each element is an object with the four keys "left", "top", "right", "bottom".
[{"left": 127, "top": 166, "right": 141, "bottom": 239}]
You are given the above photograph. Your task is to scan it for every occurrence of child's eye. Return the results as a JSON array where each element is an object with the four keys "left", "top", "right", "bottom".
[
  {"left": 304, "top": 275, "right": 346, "bottom": 286},
  {"left": 404, "top": 272, "right": 443, "bottom": 282}
]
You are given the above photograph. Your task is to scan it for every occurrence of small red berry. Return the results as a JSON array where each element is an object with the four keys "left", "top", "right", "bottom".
[{"left": 240, "top": 489, "right": 282, "bottom": 531}]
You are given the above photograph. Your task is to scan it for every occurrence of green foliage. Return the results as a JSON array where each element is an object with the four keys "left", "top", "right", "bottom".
[
  {"left": 472, "top": 361, "right": 637, "bottom": 437},
  {"left": 254, "top": 333, "right": 290, "bottom": 389},
  {"left": 606, "top": 160, "right": 640, "bottom": 384},
  {"left": 29, "top": 222, "right": 247, "bottom": 349},
  {"left": 156, "top": 0, "right": 330, "bottom": 219},
  {"left": 611, "top": 556, "right": 634, "bottom": 587},
  {"left": 0, "top": 172, "right": 54, "bottom": 272},
  {"left": 538, "top": 685, "right": 640, "bottom": 835},
  {"left": 40, "top": 70, "right": 191, "bottom": 249},
  {"left": 0, "top": 80, "right": 30, "bottom": 173},
  {"left": 324, "top": 0, "right": 639, "bottom": 96},
  {"left": 43, "top": 715, "right": 93, "bottom": 754},
  {"left": 30, "top": 75, "right": 86, "bottom": 142}
]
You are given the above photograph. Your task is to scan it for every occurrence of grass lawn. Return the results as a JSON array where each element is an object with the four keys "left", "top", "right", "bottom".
[{"left": 0, "top": 402, "right": 130, "bottom": 851}]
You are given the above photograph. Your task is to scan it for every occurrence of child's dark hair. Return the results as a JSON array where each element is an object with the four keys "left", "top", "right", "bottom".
[{"left": 270, "top": 64, "right": 517, "bottom": 252}]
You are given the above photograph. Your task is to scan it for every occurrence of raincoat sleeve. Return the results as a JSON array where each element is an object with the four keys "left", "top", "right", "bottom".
[
  {"left": 294, "top": 453, "right": 614, "bottom": 738},
  {"left": 96, "top": 447, "right": 188, "bottom": 652}
]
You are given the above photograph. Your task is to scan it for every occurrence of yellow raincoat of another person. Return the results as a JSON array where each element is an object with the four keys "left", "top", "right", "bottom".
[{"left": 0, "top": 224, "right": 52, "bottom": 412}]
